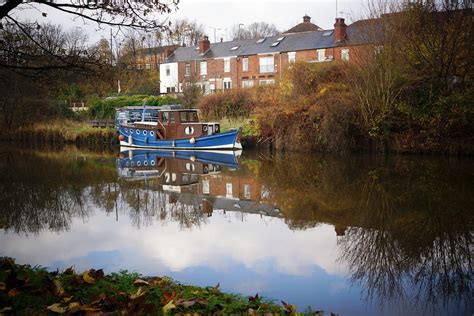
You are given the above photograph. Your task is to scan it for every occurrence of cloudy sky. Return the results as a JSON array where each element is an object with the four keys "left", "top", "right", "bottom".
[{"left": 16, "top": 0, "right": 367, "bottom": 43}]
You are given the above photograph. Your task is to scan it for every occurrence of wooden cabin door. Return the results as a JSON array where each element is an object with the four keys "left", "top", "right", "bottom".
[{"left": 162, "top": 111, "right": 176, "bottom": 140}]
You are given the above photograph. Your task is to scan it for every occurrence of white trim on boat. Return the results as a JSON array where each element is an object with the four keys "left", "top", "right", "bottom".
[{"left": 120, "top": 141, "right": 241, "bottom": 150}]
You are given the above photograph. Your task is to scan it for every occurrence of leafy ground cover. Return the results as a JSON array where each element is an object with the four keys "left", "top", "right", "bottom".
[{"left": 0, "top": 258, "right": 311, "bottom": 315}]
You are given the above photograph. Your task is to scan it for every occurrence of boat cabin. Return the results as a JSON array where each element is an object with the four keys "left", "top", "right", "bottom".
[{"left": 117, "top": 105, "right": 220, "bottom": 141}]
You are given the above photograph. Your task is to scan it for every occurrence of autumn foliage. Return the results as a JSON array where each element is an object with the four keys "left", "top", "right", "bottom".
[{"left": 0, "top": 257, "right": 298, "bottom": 315}]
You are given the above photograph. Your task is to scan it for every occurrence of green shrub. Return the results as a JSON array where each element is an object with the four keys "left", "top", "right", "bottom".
[{"left": 88, "top": 95, "right": 179, "bottom": 119}]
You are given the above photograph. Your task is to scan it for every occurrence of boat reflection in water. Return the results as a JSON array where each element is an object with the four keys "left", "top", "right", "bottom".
[{"left": 116, "top": 148, "right": 281, "bottom": 218}]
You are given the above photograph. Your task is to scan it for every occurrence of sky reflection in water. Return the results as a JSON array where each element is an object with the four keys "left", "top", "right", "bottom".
[{"left": 0, "top": 147, "right": 472, "bottom": 315}]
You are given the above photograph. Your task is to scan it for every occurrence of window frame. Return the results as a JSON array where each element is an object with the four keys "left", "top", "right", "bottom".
[
  {"left": 259, "top": 56, "right": 274, "bottom": 73},
  {"left": 185, "top": 63, "right": 191, "bottom": 75},
  {"left": 341, "top": 48, "right": 350, "bottom": 61},
  {"left": 200, "top": 61, "right": 207, "bottom": 75},
  {"left": 317, "top": 49, "right": 326, "bottom": 62},
  {"left": 242, "top": 57, "right": 249, "bottom": 72},
  {"left": 224, "top": 58, "right": 231, "bottom": 73},
  {"left": 288, "top": 52, "right": 296, "bottom": 63}
]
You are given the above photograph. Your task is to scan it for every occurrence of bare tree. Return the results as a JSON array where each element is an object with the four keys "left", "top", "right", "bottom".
[
  {"left": 0, "top": 0, "right": 178, "bottom": 72},
  {"left": 165, "top": 18, "right": 205, "bottom": 46},
  {"left": 229, "top": 22, "right": 280, "bottom": 40}
]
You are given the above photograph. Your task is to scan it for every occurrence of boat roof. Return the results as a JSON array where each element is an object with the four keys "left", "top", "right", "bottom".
[{"left": 118, "top": 104, "right": 185, "bottom": 111}]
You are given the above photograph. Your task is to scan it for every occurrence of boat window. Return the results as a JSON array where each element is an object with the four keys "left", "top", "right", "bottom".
[
  {"left": 189, "top": 111, "right": 198, "bottom": 122},
  {"left": 162, "top": 112, "right": 169, "bottom": 124},
  {"left": 180, "top": 112, "right": 187, "bottom": 123},
  {"left": 180, "top": 111, "right": 199, "bottom": 123},
  {"left": 170, "top": 112, "right": 175, "bottom": 124}
]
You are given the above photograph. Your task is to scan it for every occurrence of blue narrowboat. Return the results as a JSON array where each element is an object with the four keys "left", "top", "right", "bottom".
[{"left": 116, "top": 105, "right": 242, "bottom": 150}]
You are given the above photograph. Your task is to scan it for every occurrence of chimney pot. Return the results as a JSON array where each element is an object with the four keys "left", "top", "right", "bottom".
[
  {"left": 199, "top": 35, "right": 210, "bottom": 54},
  {"left": 334, "top": 17, "right": 347, "bottom": 42}
]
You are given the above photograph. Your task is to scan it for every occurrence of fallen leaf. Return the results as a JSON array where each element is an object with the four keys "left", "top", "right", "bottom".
[
  {"left": 54, "top": 279, "right": 65, "bottom": 296},
  {"left": 133, "top": 278, "right": 150, "bottom": 286},
  {"left": 42, "top": 12, "right": 47, "bottom": 17},
  {"left": 82, "top": 306, "right": 101, "bottom": 312},
  {"left": 161, "top": 290, "right": 177, "bottom": 305},
  {"left": 281, "top": 300, "right": 297, "bottom": 314},
  {"left": 47, "top": 303, "right": 67, "bottom": 314},
  {"left": 162, "top": 300, "right": 176, "bottom": 313},
  {"left": 63, "top": 267, "right": 75, "bottom": 275},
  {"left": 88, "top": 269, "right": 104, "bottom": 280},
  {"left": 7, "top": 288, "right": 18, "bottom": 297},
  {"left": 63, "top": 296, "right": 73, "bottom": 303},
  {"left": 130, "top": 286, "right": 146, "bottom": 300},
  {"left": 249, "top": 293, "right": 259, "bottom": 302},
  {"left": 82, "top": 271, "right": 95, "bottom": 284},
  {"left": 67, "top": 302, "right": 81, "bottom": 310}
]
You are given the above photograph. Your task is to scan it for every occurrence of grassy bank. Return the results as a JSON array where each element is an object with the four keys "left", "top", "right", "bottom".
[
  {"left": 0, "top": 120, "right": 118, "bottom": 146},
  {"left": 0, "top": 258, "right": 306, "bottom": 315}
]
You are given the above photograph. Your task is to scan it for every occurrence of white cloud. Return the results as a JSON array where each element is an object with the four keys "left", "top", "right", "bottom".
[{"left": 0, "top": 208, "right": 348, "bottom": 278}]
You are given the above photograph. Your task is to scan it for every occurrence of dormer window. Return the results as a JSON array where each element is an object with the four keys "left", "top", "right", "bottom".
[
  {"left": 277, "top": 36, "right": 285, "bottom": 41},
  {"left": 256, "top": 38, "right": 266, "bottom": 43},
  {"left": 230, "top": 46, "right": 239, "bottom": 51}
]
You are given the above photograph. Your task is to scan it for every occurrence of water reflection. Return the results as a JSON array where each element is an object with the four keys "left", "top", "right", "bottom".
[{"left": 0, "top": 147, "right": 472, "bottom": 315}]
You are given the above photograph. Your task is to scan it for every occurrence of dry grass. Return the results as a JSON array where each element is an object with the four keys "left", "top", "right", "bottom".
[{"left": 19, "top": 120, "right": 115, "bottom": 142}]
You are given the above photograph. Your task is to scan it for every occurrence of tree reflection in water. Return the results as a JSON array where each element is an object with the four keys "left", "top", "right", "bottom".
[{"left": 0, "top": 147, "right": 472, "bottom": 313}]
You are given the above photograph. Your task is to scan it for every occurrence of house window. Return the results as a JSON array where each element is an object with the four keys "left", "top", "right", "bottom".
[
  {"left": 202, "top": 179, "right": 209, "bottom": 194},
  {"left": 223, "top": 79, "right": 232, "bottom": 90},
  {"left": 226, "top": 183, "right": 233, "bottom": 198},
  {"left": 288, "top": 52, "right": 296, "bottom": 63},
  {"left": 185, "top": 63, "right": 191, "bottom": 75},
  {"left": 165, "top": 65, "right": 170, "bottom": 76},
  {"left": 259, "top": 79, "right": 275, "bottom": 86},
  {"left": 200, "top": 61, "right": 207, "bottom": 75},
  {"left": 166, "top": 87, "right": 175, "bottom": 93},
  {"left": 224, "top": 58, "right": 231, "bottom": 72},
  {"left": 242, "top": 57, "right": 249, "bottom": 72},
  {"left": 341, "top": 48, "right": 350, "bottom": 61},
  {"left": 244, "top": 184, "right": 251, "bottom": 199},
  {"left": 145, "top": 63, "right": 151, "bottom": 70},
  {"left": 242, "top": 80, "right": 254, "bottom": 88},
  {"left": 259, "top": 56, "right": 274, "bottom": 73},
  {"left": 317, "top": 49, "right": 325, "bottom": 61}
]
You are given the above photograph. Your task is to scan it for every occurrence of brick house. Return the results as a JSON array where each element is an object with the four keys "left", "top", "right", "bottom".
[
  {"left": 132, "top": 44, "right": 180, "bottom": 70},
  {"left": 159, "top": 15, "right": 371, "bottom": 94}
]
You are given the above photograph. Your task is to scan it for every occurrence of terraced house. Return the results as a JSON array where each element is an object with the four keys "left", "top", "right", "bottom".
[{"left": 160, "top": 15, "right": 370, "bottom": 94}]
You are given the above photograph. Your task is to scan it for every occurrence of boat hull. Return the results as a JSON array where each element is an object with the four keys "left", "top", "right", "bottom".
[{"left": 118, "top": 126, "right": 242, "bottom": 150}]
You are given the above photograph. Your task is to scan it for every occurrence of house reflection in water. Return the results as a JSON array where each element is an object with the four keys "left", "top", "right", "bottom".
[{"left": 117, "top": 149, "right": 281, "bottom": 220}]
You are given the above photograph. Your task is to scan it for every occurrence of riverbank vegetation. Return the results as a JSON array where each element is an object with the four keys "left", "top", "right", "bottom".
[
  {"left": 0, "top": 257, "right": 299, "bottom": 315},
  {"left": 0, "top": 1, "right": 472, "bottom": 154},
  {"left": 197, "top": 1, "right": 473, "bottom": 154}
]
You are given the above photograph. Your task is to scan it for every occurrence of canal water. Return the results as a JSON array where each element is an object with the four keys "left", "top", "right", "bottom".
[{"left": 0, "top": 146, "right": 472, "bottom": 315}]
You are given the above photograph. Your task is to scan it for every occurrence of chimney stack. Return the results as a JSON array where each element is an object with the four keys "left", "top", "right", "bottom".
[
  {"left": 199, "top": 35, "right": 210, "bottom": 54},
  {"left": 334, "top": 18, "right": 347, "bottom": 42},
  {"left": 303, "top": 14, "right": 311, "bottom": 23}
]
